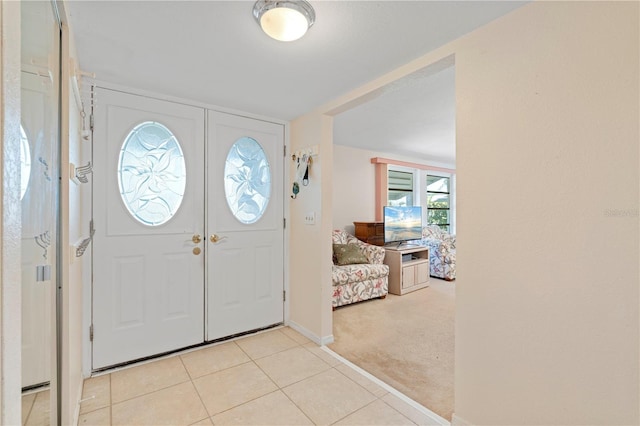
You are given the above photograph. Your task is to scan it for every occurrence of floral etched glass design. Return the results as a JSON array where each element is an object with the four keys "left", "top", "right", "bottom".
[
  {"left": 118, "top": 121, "right": 186, "bottom": 226},
  {"left": 224, "top": 137, "right": 271, "bottom": 224},
  {"left": 20, "top": 125, "right": 31, "bottom": 200}
]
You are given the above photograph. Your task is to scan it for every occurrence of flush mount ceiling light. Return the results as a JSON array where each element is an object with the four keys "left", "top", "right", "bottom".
[{"left": 253, "top": 0, "right": 315, "bottom": 42}]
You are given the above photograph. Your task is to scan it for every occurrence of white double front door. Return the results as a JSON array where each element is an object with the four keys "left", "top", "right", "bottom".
[{"left": 92, "top": 89, "right": 284, "bottom": 369}]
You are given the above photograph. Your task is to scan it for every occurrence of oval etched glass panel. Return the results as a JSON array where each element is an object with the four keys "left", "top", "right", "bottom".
[
  {"left": 20, "top": 125, "right": 31, "bottom": 200},
  {"left": 224, "top": 137, "right": 271, "bottom": 224},
  {"left": 117, "top": 121, "right": 186, "bottom": 226}
]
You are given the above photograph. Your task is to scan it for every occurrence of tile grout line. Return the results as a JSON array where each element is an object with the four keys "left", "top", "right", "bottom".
[
  {"left": 110, "top": 377, "right": 193, "bottom": 406},
  {"left": 377, "top": 398, "right": 420, "bottom": 426},
  {"left": 179, "top": 351, "right": 197, "bottom": 382},
  {"left": 248, "top": 346, "right": 318, "bottom": 426},
  {"left": 177, "top": 354, "right": 210, "bottom": 424},
  {"left": 299, "top": 340, "right": 339, "bottom": 366},
  {"left": 326, "top": 363, "right": 421, "bottom": 425},
  {"left": 252, "top": 343, "right": 334, "bottom": 386},
  {"left": 232, "top": 339, "right": 253, "bottom": 361},
  {"left": 22, "top": 393, "right": 35, "bottom": 426},
  {"left": 320, "top": 346, "right": 450, "bottom": 426},
  {"left": 277, "top": 388, "right": 317, "bottom": 426},
  {"left": 270, "top": 330, "right": 379, "bottom": 425},
  {"left": 332, "top": 363, "right": 383, "bottom": 398},
  {"left": 256, "top": 344, "right": 378, "bottom": 426},
  {"left": 108, "top": 356, "right": 198, "bottom": 408},
  {"left": 236, "top": 331, "right": 300, "bottom": 361},
  {"left": 200, "top": 331, "right": 319, "bottom": 424},
  {"left": 188, "top": 345, "right": 281, "bottom": 421},
  {"left": 206, "top": 389, "right": 284, "bottom": 423},
  {"left": 327, "top": 398, "right": 417, "bottom": 426}
]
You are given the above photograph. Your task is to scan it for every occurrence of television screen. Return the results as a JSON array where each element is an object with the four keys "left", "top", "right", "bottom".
[{"left": 383, "top": 206, "right": 423, "bottom": 245}]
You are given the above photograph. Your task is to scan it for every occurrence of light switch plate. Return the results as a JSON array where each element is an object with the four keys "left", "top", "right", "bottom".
[{"left": 304, "top": 212, "right": 316, "bottom": 225}]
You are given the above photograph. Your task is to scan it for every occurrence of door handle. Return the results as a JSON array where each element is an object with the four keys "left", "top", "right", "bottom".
[
  {"left": 192, "top": 234, "right": 202, "bottom": 244},
  {"left": 210, "top": 234, "right": 227, "bottom": 243}
]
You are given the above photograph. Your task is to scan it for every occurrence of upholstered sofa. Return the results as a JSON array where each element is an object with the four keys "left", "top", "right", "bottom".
[
  {"left": 331, "top": 229, "right": 389, "bottom": 309},
  {"left": 422, "top": 225, "right": 456, "bottom": 281}
]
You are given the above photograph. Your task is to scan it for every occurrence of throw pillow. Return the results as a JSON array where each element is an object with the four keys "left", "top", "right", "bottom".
[{"left": 333, "top": 243, "right": 369, "bottom": 266}]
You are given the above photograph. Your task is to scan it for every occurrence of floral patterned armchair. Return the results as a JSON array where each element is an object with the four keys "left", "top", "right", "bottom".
[
  {"left": 331, "top": 230, "right": 389, "bottom": 309},
  {"left": 422, "top": 225, "right": 456, "bottom": 281}
]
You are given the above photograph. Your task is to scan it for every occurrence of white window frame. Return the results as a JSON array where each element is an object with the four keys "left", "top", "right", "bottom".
[
  {"left": 387, "top": 165, "right": 418, "bottom": 207},
  {"left": 425, "top": 170, "right": 456, "bottom": 234}
]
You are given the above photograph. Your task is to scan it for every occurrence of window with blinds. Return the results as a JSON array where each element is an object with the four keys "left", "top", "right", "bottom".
[{"left": 387, "top": 170, "right": 414, "bottom": 206}]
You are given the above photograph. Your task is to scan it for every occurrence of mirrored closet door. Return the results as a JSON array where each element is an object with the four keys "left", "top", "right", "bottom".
[{"left": 21, "top": 1, "right": 61, "bottom": 424}]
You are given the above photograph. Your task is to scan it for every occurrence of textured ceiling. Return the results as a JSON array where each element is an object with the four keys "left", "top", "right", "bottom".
[
  {"left": 64, "top": 1, "right": 526, "bottom": 163},
  {"left": 334, "top": 64, "right": 456, "bottom": 166}
]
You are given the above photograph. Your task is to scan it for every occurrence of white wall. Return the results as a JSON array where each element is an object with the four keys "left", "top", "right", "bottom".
[
  {"left": 332, "top": 145, "right": 377, "bottom": 233},
  {"left": 288, "top": 113, "right": 334, "bottom": 343},
  {"left": 294, "top": 1, "right": 639, "bottom": 424},
  {"left": 332, "top": 144, "right": 448, "bottom": 234},
  {"left": 453, "top": 2, "right": 638, "bottom": 424}
]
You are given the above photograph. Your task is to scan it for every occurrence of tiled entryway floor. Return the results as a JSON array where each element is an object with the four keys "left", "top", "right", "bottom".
[{"left": 77, "top": 327, "right": 443, "bottom": 425}]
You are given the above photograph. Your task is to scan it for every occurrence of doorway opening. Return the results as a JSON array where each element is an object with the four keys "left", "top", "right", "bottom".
[{"left": 328, "top": 57, "right": 456, "bottom": 423}]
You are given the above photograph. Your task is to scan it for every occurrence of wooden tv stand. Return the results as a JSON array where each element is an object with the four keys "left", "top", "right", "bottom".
[{"left": 383, "top": 245, "right": 430, "bottom": 295}]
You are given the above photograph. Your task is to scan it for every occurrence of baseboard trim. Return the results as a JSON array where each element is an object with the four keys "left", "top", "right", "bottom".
[
  {"left": 72, "top": 379, "right": 83, "bottom": 426},
  {"left": 320, "top": 334, "right": 335, "bottom": 345},
  {"left": 286, "top": 320, "right": 334, "bottom": 345},
  {"left": 451, "top": 413, "right": 472, "bottom": 425},
  {"left": 320, "top": 346, "right": 450, "bottom": 426}
]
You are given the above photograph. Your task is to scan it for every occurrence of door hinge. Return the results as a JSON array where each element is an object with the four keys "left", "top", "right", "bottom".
[
  {"left": 284, "top": 145, "right": 287, "bottom": 157},
  {"left": 283, "top": 290, "right": 286, "bottom": 302},
  {"left": 283, "top": 218, "right": 286, "bottom": 229},
  {"left": 89, "top": 113, "right": 94, "bottom": 132},
  {"left": 89, "top": 324, "right": 94, "bottom": 342}
]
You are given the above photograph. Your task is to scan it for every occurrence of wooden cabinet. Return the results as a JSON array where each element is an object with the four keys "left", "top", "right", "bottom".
[
  {"left": 353, "top": 221, "right": 384, "bottom": 246},
  {"left": 383, "top": 246, "right": 430, "bottom": 295}
]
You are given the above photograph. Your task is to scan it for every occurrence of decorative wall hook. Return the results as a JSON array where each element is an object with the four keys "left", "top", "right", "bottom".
[
  {"left": 291, "top": 151, "right": 312, "bottom": 199},
  {"left": 291, "top": 145, "right": 318, "bottom": 163},
  {"left": 75, "top": 220, "right": 95, "bottom": 257},
  {"left": 70, "top": 161, "right": 93, "bottom": 184},
  {"left": 35, "top": 231, "right": 51, "bottom": 260}
]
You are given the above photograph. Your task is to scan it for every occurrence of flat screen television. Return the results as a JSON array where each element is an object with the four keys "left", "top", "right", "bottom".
[{"left": 383, "top": 206, "right": 423, "bottom": 246}]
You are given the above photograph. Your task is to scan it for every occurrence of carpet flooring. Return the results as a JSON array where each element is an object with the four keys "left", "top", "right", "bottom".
[{"left": 328, "top": 279, "right": 455, "bottom": 421}]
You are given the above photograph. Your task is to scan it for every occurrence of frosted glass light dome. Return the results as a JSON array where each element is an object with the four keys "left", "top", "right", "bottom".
[{"left": 253, "top": 0, "right": 315, "bottom": 42}]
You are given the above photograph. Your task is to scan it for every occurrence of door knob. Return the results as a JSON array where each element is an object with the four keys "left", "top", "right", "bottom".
[
  {"left": 210, "top": 234, "right": 227, "bottom": 243},
  {"left": 192, "top": 234, "right": 202, "bottom": 244}
]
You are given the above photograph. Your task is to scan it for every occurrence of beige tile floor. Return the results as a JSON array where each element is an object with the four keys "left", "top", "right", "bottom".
[
  {"left": 22, "top": 388, "right": 50, "bottom": 426},
  {"left": 75, "top": 327, "right": 444, "bottom": 426}
]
